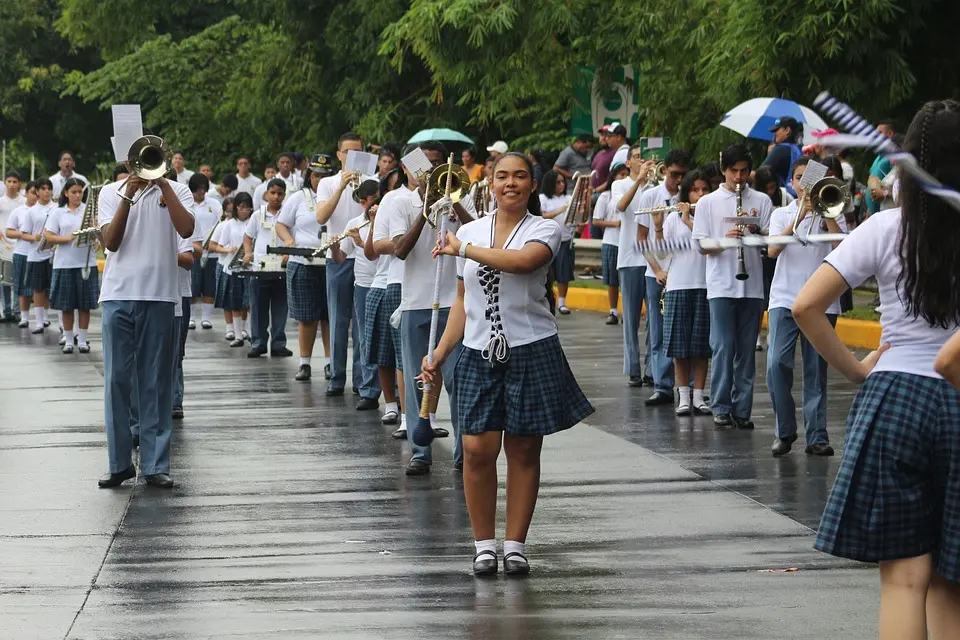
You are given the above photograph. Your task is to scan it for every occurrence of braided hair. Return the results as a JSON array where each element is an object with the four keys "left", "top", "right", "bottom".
[{"left": 897, "top": 99, "right": 960, "bottom": 328}]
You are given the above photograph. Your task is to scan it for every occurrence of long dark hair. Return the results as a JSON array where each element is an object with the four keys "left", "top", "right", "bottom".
[
  {"left": 679, "top": 169, "right": 706, "bottom": 204},
  {"left": 540, "top": 169, "right": 565, "bottom": 197},
  {"left": 493, "top": 152, "right": 554, "bottom": 312},
  {"left": 897, "top": 99, "right": 960, "bottom": 328},
  {"left": 58, "top": 177, "right": 86, "bottom": 208},
  {"left": 752, "top": 166, "right": 782, "bottom": 206}
]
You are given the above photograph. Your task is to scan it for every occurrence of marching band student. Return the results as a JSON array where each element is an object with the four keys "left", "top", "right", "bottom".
[
  {"left": 316, "top": 132, "right": 366, "bottom": 396},
  {"left": 212, "top": 173, "right": 237, "bottom": 203},
  {"left": 187, "top": 173, "right": 223, "bottom": 330},
  {"left": 172, "top": 228, "right": 200, "bottom": 420},
  {"left": 537, "top": 171, "right": 573, "bottom": 314},
  {"left": 49, "top": 151, "right": 88, "bottom": 200},
  {"left": 660, "top": 170, "right": 712, "bottom": 415},
  {"left": 276, "top": 154, "right": 333, "bottom": 381},
  {"left": 0, "top": 171, "right": 24, "bottom": 322},
  {"left": 636, "top": 149, "right": 693, "bottom": 406},
  {"left": 692, "top": 144, "right": 772, "bottom": 429},
  {"left": 172, "top": 151, "right": 194, "bottom": 185},
  {"left": 234, "top": 156, "right": 262, "bottom": 196},
  {"left": 614, "top": 144, "right": 655, "bottom": 386},
  {"left": 335, "top": 179, "right": 382, "bottom": 410},
  {"left": 796, "top": 100, "right": 960, "bottom": 640},
  {"left": 210, "top": 192, "right": 252, "bottom": 347},
  {"left": 208, "top": 198, "right": 237, "bottom": 339},
  {"left": 766, "top": 157, "right": 845, "bottom": 457},
  {"left": 43, "top": 179, "right": 99, "bottom": 354},
  {"left": 20, "top": 178, "right": 57, "bottom": 334},
  {"left": 6, "top": 180, "right": 36, "bottom": 327},
  {"left": 253, "top": 153, "right": 302, "bottom": 209},
  {"left": 242, "top": 178, "right": 292, "bottom": 358},
  {"left": 421, "top": 151, "right": 593, "bottom": 576},
  {"left": 753, "top": 166, "right": 794, "bottom": 351},
  {"left": 591, "top": 163, "right": 629, "bottom": 325}
]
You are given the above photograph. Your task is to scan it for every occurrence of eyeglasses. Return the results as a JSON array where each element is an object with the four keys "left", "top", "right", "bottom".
[{"left": 669, "top": 171, "right": 687, "bottom": 180}]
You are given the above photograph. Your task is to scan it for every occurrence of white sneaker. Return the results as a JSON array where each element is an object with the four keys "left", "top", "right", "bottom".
[
  {"left": 188, "top": 319, "right": 196, "bottom": 330},
  {"left": 225, "top": 331, "right": 235, "bottom": 341},
  {"left": 61, "top": 344, "right": 74, "bottom": 354},
  {"left": 675, "top": 402, "right": 691, "bottom": 416}
]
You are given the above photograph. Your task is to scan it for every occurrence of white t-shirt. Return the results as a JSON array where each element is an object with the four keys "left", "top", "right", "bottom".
[
  {"left": 592, "top": 190, "right": 619, "bottom": 246},
  {"left": 768, "top": 202, "right": 847, "bottom": 314},
  {"left": 390, "top": 188, "right": 462, "bottom": 311},
  {"left": 212, "top": 218, "right": 246, "bottom": 266},
  {"left": 456, "top": 213, "right": 562, "bottom": 350},
  {"left": 539, "top": 193, "right": 573, "bottom": 241},
  {"left": 340, "top": 214, "right": 377, "bottom": 288},
  {"left": 235, "top": 173, "right": 262, "bottom": 196},
  {"left": 0, "top": 194, "right": 24, "bottom": 242},
  {"left": 691, "top": 184, "right": 772, "bottom": 299},
  {"left": 662, "top": 211, "right": 706, "bottom": 291},
  {"left": 373, "top": 188, "right": 414, "bottom": 286},
  {"left": 191, "top": 197, "right": 222, "bottom": 241},
  {"left": 98, "top": 180, "right": 194, "bottom": 303},
  {"left": 276, "top": 188, "right": 323, "bottom": 266},
  {"left": 49, "top": 172, "right": 88, "bottom": 200},
  {"left": 317, "top": 172, "right": 364, "bottom": 258},
  {"left": 635, "top": 182, "right": 680, "bottom": 272},
  {"left": 826, "top": 208, "right": 957, "bottom": 379},
  {"left": 612, "top": 177, "right": 647, "bottom": 270},
  {"left": 176, "top": 169, "right": 195, "bottom": 185},
  {"left": 46, "top": 205, "right": 98, "bottom": 269},
  {"left": 245, "top": 207, "right": 281, "bottom": 259},
  {"left": 7, "top": 205, "right": 32, "bottom": 255},
  {"left": 609, "top": 144, "right": 629, "bottom": 170},
  {"left": 21, "top": 201, "right": 58, "bottom": 262}
]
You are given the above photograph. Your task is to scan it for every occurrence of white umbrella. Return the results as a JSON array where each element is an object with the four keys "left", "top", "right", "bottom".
[{"left": 720, "top": 98, "right": 830, "bottom": 145}]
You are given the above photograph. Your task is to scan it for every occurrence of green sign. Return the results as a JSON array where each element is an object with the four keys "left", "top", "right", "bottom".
[
  {"left": 571, "top": 66, "right": 640, "bottom": 139},
  {"left": 639, "top": 137, "right": 671, "bottom": 162}
]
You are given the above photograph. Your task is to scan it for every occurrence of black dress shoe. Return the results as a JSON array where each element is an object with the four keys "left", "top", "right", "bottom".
[
  {"left": 271, "top": 347, "right": 293, "bottom": 357},
  {"left": 247, "top": 347, "right": 267, "bottom": 358},
  {"left": 392, "top": 428, "right": 407, "bottom": 440},
  {"left": 356, "top": 397, "right": 379, "bottom": 411},
  {"left": 805, "top": 443, "right": 835, "bottom": 456},
  {"left": 734, "top": 418, "right": 755, "bottom": 430},
  {"left": 172, "top": 407, "right": 184, "bottom": 420},
  {"left": 98, "top": 467, "right": 136, "bottom": 488},
  {"left": 352, "top": 387, "right": 360, "bottom": 396},
  {"left": 644, "top": 391, "right": 674, "bottom": 406},
  {"left": 605, "top": 313, "right": 619, "bottom": 325},
  {"left": 473, "top": 550, "right": 498, "bottom": 577},
  {"left": 144, "top": 473, "right": 174, "bottom": 489},
  {"left": 324, "top": 363, "right": 332, "bottom": 379},
  {"left": 714, "top": 413, "right": 733, "bottom": 429},
  {"left": 642, "top": 375, "right": 655, "bottom": 386},
  {"left": 771, "top": 434, "right": 798, "bottom": 457},
  {"left": 30, "top": 327, "right": 44, "bottom": 334},
  {"left": 503, "top": 552, "right": 530, "bottom": 576},
  {"left": 295, "top": 364, "right": 311, "bottom": 381},
  {"left": 326, "top": 387, "right": 344, "bottom": 397},
  {"left": 432, "top": 427, "right": 450, "bottom": 438},
  {"left": 628, "top": 376, "right": 644, "bottom": 387},
  {"left": 405, "top": 459, "right": 430, "bottom": 476}
]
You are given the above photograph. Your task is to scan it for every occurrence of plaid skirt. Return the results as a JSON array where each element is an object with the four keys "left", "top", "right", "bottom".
[
  {"left": 815, "top": 371, "right": 960, "bottom": 581},
  {"left": 25, "top": 259, "right": 53, "bottom": 293},
  {"left": 286, "top": 261, "right": 328, "bottom": 322},
  {"left": 601, "top": 243, "right": 619, "bottom": 286},
  {"left": 13, "top": 253, "right": 32, "bottom": 297},
  {"left": 192, "top": 258, "right": 218, "bottom": 298},
  {"left": 214, "top": 264, "right": 249, "bottom": 311},
  {"left": 455, "top": 334, "right": 594, "bottom": 437},
  {"left": 363, "top": 287, "right": 395, "bottom": 369},
  {"left": 553, "top": 240, "right": 575, "bottom": 284},
  {"left": 663, "top": 288, "right": 711, "bottom": 359},
  {"left": 385, "top": 283, "right": 403, "bottom": 371},
  {"left": 50, "top": 268, "right": 100, "bottom": 311}
]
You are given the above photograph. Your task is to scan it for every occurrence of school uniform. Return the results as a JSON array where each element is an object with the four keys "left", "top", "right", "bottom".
[
  {"left": 212, "top": 219, "right": 248, "bottom": 312},
  {"left": 691, "top": 184, "right": 772, "bottom": 423},
  {"left": 0, "top": 193, "right": 25, "bottom": 318},
  {"left": 317, "top": 172, "right": 365, "bottom": 393},
  {"left": 455, "top": 212, "right": 593, "bottom": 434},
  {"left": 611, "top": 177, "right": 652, "bottom": 380},
  {"left": 98, "top": 179, "right": 194, "bottom": 478},
  {"left": 234, "top": 173, "right": 262, "bottom": 197},
  {"left": 635, "top": 183, "right": 680, "bottom": 397},
  {"left": 21, "top": 201, "right": 57, "bottom": 297},
  {"left": 252, "top": 173, "right": 303, "bottom": 210},
  {"left": 766, "top": 203, "right": 847, "bottom": 448},
  {"left": 245, "top": 207, "right": 289, "bottom": 353},
  {"left": 340, "top": 213, "right": 381, "bottom": 400},
  {"left": 539, "top": 193, "right": 573, "bottom": 283},
  {"left": 277, "top": 188, "right": 328, "bottom": 323},
  {"left": 592, "top": 190, "right": 620, "bottom": 287},
  {"left": 173, "top": 231, "right": 198, "bottom": 411},
  {"left": 7, "top": 204, "right": 34, "bottom": 300},
  {"left": 49, "top": 172, "right": 88, "bottom": 201},
  {"left": 362, "top": 248, "right": 391, "bottom": 367},
  {"left": 46, "top": 204, "right": 100, "bottom": 312},
  {"left": 370, "top": 188, "right": 408, "bottom": 372},
  {"left": 661, "top": 211, "right": 710, "bottom": 359},
  {"left": 190, "top": 197, "right": 222, "bottom": 299}
]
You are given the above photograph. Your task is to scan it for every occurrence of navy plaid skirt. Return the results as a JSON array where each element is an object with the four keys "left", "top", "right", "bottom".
[
  {"left": 192, "top": 258, "right": 218, "bottom": 298},
  {"left": 214, "top": 264, "right": 248, "bottom": 311},
  {"left": 13, "top": 254, "right": 31, "bottom": 297},
  {"left": 286, "top": 262, "right": 328, "bottom": 322},
  {"left": 816, "top": 371, "right": 960, "bottom": 581},
  {"left": 50, "top": 268, "right": 100, "bottom": 311},
  {"left": 25, "top": 259, "right": 53, "bottom": 293},
  {"left": 663, "top": 288, "right": 711, "bottom": 359},
  {"left": 601, "top": 244, "right": 619, "bottom": 286},
  {"left": 385, "top": 283, "right": 403, "bottom": 371},
  {"left": 553, "top": 240, "right": 575, "bottom": 284},
  {"left": 455, "top": 334, "right": 594, "bottom": 437},
  {"left": 363, "top": 287, "right": 396, "bottom": 369}
]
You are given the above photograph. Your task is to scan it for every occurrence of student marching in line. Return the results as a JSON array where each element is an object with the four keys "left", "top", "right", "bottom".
[
  {"left": 537, "top": 170, "right": 573, "bottom": 314},
  {"left": 6, "top": 182, "right": 38, "bottom": 328},
  {"left": 173, "top": 223, "right": 202, "bottom": 420},
  {"left": 591, "top": 163, "right": 629, "bottom": 325},
  {"left": 20, "top": 178, "right": 57, "bottom": 334},
  {"left": 187, "top": 173, "right": 224, "bottom": 330},
  {"left": 210, "top": 192, "right": 252, "bottom": 347}
]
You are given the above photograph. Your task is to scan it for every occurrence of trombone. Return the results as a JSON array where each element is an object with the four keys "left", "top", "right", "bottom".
[
  {"left": 790, "top": 177, "right": 850, "bottom": 239},
  {"left": 422, "top": 161, "right": 471, "bottom": 227},
  {"left": 117, "top": 135, "right": 172, "bottom": 205}
]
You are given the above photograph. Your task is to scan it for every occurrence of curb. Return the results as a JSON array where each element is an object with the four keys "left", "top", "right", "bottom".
[{"left": 562, "top": 287, "right": 881, "bottom": 350}]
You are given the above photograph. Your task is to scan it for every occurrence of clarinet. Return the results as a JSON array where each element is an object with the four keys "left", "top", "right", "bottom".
[{"left": 734, "top": 183, "right": 748, "bottom": 281}]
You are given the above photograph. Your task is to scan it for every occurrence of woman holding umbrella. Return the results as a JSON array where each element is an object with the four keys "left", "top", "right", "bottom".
[{"left": 760, "top": 116, "right": 804, "bottom": 196}]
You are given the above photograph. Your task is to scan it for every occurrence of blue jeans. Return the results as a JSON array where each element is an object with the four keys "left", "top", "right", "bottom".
[
  {"left": 708, "top": 297, "right": 764, "bottom": 420},
  {"left": 400, "top": 308, "right": 463, "bottom": 466},
  {"left": 249, "top": 276, "right": 288, "bottom": 351},
  {"left": 619, "top": 266, "right": 651, "bottom": 378},
  {"left": 174, "top": 298, "right": 191, "bottom": 409},
  {"left": 644, "top": 276, "right": 674, "bottom": 393},
  {"left": 326, "top": 259, "right": 361, "bottom": 392},
  {"left": 353, "top": 285, "right": 382, "bottom": 400},
  {"left": 766, "top": 307, "right": 837, "bottom": 445},
  {"left": 102, "top": 300, "right": 175, "bottom": 475},
  {"left": 1, "top": 284, "right": 14, "bottom": 317}
]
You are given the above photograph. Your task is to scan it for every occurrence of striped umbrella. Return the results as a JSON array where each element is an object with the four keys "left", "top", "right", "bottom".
[{"left": 720, "top": 98, "right": 829, "bottom": 145}]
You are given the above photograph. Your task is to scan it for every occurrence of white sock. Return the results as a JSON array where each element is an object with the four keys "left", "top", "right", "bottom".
[
  {"left": 475, "top": 539, "right": 497, "bottom": 556},
  {"left": 399, "top": 414, "right": 407, "bottom": 431},
  {"left": 693, "top": 388, "right": 706, "bottom": 406},
  {"left": 63, "top": 329, "right": 73, "bottom": 346},
  {"left": 503, "top": 540, "right": 525, "bottom": 558},
  {"left": 232, "top": 318, "right": 243, "bottom": 336},
  {"left": 78, "top": 329, "right": 88, "bottom": 345},
  {"left": 386, "top": 401, "right": 399, "bottom": 414},
  {"left": 558, "top": 296, "right": 567, "bottom": 308},
  {"left": 610, "top": 308, "right": 618, "bottom": 316},
  {"left": 202, "top": 303, "right": 214, "bottom": 322},
  {"left": 34, "top": 306, "right": 43, "bottom": 327},
  {"left": 40, "top": 307, "right": 48, "bottom": 322},
  {"left": 678, "top": 386, "right": 691, "bottom": 406},
  {"left": 57, "top": 310, "right": 63, "bottom": 328},
  {"left": 245, "top": 316, "right": 250, "bottom": 333},
  {"left": 300, "top": 357, "right": 311, "bottom": 366}
]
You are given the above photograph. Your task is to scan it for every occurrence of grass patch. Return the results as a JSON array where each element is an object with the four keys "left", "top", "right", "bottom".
[
  {"left": 568, "top": 279, "right": 607, "bottom": 290},
  {"left": 842, "top": 306, "right": 880, "bottom": 322}
]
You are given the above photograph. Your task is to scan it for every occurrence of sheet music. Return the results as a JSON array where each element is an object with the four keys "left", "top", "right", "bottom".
[
  {"left": 401, "top": 148, "right": 432, "bottom": 178},
  {"left": 800, "top": 160, "right": 828, "bottom": 190},
  {"left": 345, "top": 150, "right": 379, "bottom": 178},
  {"left": 111, "top": 105, "right": 143, "bottom": 163}
]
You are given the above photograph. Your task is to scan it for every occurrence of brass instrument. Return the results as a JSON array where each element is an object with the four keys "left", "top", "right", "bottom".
[
  {"left": 74, "top": 184, "right": 104, "bottom": 281},
  {"left": 423, "top": 162, "right": 470, "bottom": 227},
  {"left": 734, "top": 183, "right": 748, "bottom": 281},
  {"left": 117, "top": 135, "right": 172, "bottom": 205},
  {"left": 36, "top": 205, "right": 56, "bottom": 254},
  {"left": 790, "top": 177, "right": 851, "bottom": 237},
  {"left": 471, "top": 177, "right": 493, "bottom": 217},
  {"left": 562, "top": 170, "right": 596, "bottom": 227},
  {"left": 649, "top": 162, "right": 667, "bottom": 186}
]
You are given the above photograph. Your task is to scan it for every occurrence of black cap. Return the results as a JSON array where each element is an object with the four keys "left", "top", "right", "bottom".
[
  {"left": 352, "top": 179, "right": 380, "bottom": 203},
  {"left": 769, "top": 116, "right": 800, "bottom": 132},
  {"left": 309, "top": 153, "right": 335, "bottom": 176}
]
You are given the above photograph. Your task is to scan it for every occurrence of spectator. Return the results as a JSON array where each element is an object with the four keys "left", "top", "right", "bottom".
[
  {"left": 606, "top": 124, "right": 629, "bottom": 169},
  {"left": 486, "top": 140, "right": 508, "bottom": 160},
  {"left": 552, "top": 134, "right": 595, "bottom": 191},
  {"left": 760, "top": 116, "right": 804, "bottom": 196}
]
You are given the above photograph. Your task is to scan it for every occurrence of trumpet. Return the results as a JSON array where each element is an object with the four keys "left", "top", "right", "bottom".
[
  {"left": 734, "top": 183, "right": 748, "bottom": 281},
  {"left": 562, "top": 170, "right": 595, "bottom": 227},
  {"left": 117, "top": 135, "right": 172, "bottom": 205}
]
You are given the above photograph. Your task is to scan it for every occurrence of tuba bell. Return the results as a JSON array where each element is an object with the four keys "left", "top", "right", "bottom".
[
  {"left": 422, "top": 162, "right": 471, "bottom": 226},
  {"left": 117, "top": 135, "right": 172, "bottom": 205}
]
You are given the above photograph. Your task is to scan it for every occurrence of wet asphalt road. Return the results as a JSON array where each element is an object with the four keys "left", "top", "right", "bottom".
[{"left": 0, "top": 310, "right": 877, "bottom": 639}]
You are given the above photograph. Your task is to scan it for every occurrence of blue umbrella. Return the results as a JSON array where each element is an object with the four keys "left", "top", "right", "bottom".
[
  {"left": 407, "top": 128, "right": 474, "bottom": 145},
  {"left": 720, "top": 98, "right": 829, "bottom": 145}
]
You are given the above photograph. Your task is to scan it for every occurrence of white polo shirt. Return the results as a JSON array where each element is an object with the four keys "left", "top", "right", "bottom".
[
  {"left": 611, "top": 177, "right": 647, "bottom": 270},
  {"left": 212, "top": 218, "right": 246, "bottom": 266},
  {"left": 244, "top": 207, "right": 282, "bottom": 259},
  {"left": 21, "top": 201, "right": 57, "bottom": 262},
  {"left": 49, "top": 172, "right": 88, "bottom": 200},
  {"left": 373, "top": 187, "right": 414, "bottom": 286},
  {"left": 98, "top": 180, "right": 194, "bottom": 303},
  {"left": 0, "top": 193, "right": 25, "bottom": 241},
  {"left": 176, "top": 168, "right": 195, "bottom": 185},
  {"left": 662, "top": 211, "right": 706, "bottom": 291},
  {"left": 7, "top": 205, "right": 33, "bottom": 255},
  {"left": 539, "top": 194, "right": 572, "bottom": 241},
  {"left": 592, "top": 190, "right": 619, "bottom": 246},
  {"left": 235, "top": 173, "right": 262, "bottom": 196},
  {"left": 276, "top": 188, "right": 324, "bottom": 266},
  {"left": 691, "top": 183, "right": 772, "bottom": 299},
  {"left": 192, "top": 197, "right": 223, "bottom": 242},
  {"left": 635, "top": 182, "right": 680, "bottom": 272},
  {"left": 46, "top": 205, "right": 98, "bottom": 269},
  {"left": 340, "top": 214, "right": 377, "bottom": 288},
  {"left": 317, "top": 172, "right": 364, "bottom": 259}
]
